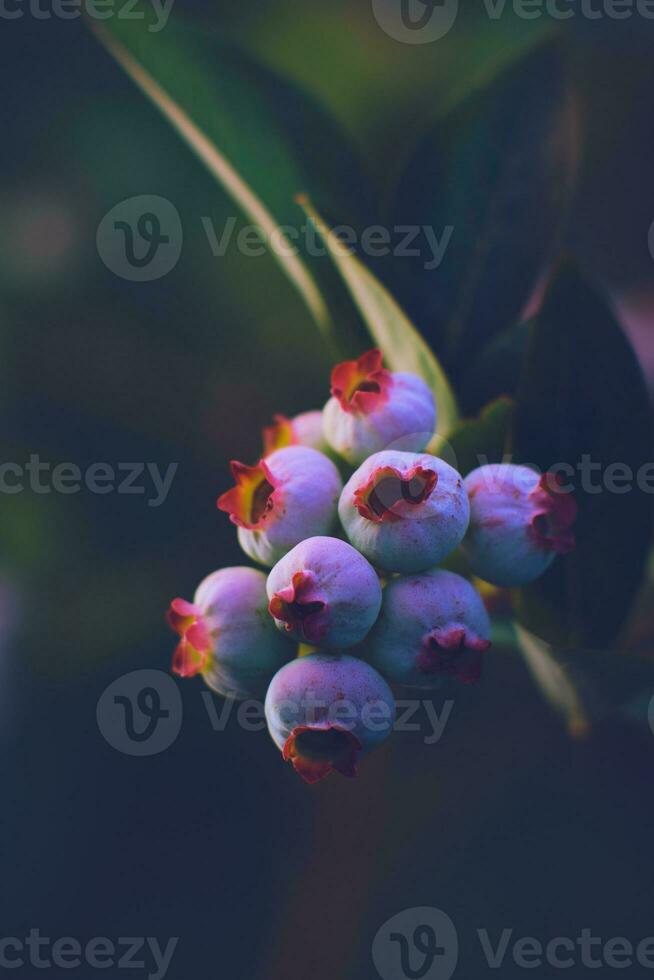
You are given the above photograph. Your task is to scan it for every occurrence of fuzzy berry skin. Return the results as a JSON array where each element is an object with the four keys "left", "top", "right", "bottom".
[
  {"left": 339, "top": 450, "right": 469, "bottom": 573},
  {"left": 266, "top": 536, "right": 382, "bottom": 648},
  {"left": 262, "top": 411, "right": 328, "bottom": 456},
  {"left": 217, "top": 445, "right": 342, "bottom": 567},
  {"left": 462, "top": 464, "right": 577, "bottom": 587},
  {"left": 265, "top": 653, "right": 395, "bottom": 783},
  {"left": 366, "top": 570, "right": 491, "bottom": 687},
  {"left": 323, "top": 348, "right": 436, "bottom": 465},
  {"left": 167, "top": 567, "right": 293, "bottom": 699}
]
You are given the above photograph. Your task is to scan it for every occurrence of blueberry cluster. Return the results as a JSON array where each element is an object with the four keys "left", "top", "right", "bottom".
[{"left": 167, "top": 350, "right": 577, "bottom": 784}]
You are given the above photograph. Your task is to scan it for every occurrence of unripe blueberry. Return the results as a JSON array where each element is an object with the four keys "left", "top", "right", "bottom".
[
  {"left": 323, "top": 348, "right": 436, "bottom": 465},
  {"left": 462, "top": 464, "right": 577, "bottom": 587},
  {"left": 265, "top": 653, "right": 395, "bottom": 783},
  {"left": 267, "top": 536, "right": 382, "bottom": 647},
  {"left": 217, "top": 445, "right": 343, "bottom": 567},
  {"left": 263, "top": 411, "right": 328, "bottom": 456},
  {"left": 339, "top": 450, "right": 469, "bottom": 573},
  {"left": 167, "top": 566, "right": 293, "bottom": 699},
  {"left": 366, "top": 570, "right": 491, "bottom": 687}
]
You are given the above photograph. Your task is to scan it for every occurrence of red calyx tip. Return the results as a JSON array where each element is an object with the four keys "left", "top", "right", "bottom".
[
  {"left": 283, "top": 726, "right": 361, "bottom": 784},
  {"left": 417, "top": 626, "right": 490, "bottom": 684},
  {"left": 217, "top": 459, "right": 278, "bottom": 530},
  {"left": 330, "top": 348, "right": 391, "bottom": 415},
  {"left": 529, "top": 472, "right": 578, "bottom": 554},
  {"left": 262, "top": 414, "right": 295, "bottom": 456},
  {"left": 268, "top": 571, "right": 326, "bottom": 644},
  {"left": 354, "top": 464, "right": 437, "bottom": 523},
  {"left": 166, "top": 598, "right": 211, "bottom": 678}
]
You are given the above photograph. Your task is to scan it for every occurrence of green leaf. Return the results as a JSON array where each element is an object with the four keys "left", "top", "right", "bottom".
[
  {"left": 387, "top": 40, "right": 580, "bottom": 373},
  {"left": 443, "top": 396, "right": 514, "bottom": 477},
  {"left": 515, "top": 624, "right": 654, "bottom": 735},
  {"left": 511, "top": 263, "right": 654, "bottom": 648},
  {"left": 459, "top": 320, "right": 534, "bottom": 415},
  {"left": 514, "top": 625, "right": 590, "bottom": 738},
  {"left": 298, "top": 197, "right": 459, "bottom": 439},
  {"left": 89, "top": 10, "right": 371, "bottom": 340}
]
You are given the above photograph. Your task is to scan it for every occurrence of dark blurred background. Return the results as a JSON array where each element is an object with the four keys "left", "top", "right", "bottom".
[{"left": 2, "top": 2, "right": 654, "bottom": 978}]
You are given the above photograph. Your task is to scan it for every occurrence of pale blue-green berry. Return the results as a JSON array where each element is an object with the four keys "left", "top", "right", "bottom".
[
  {"left": 167, "top": 566, "right": 293, "bottom": 699},
  {"left": 322, "top": 348, "right": 436, "bottom": 465},
  {"left": 338, "top": 450, "right": 469, "bottom": 573},
  {"left": 265, "top": 653, "right": 395, "bottom": 783},
  {"left": 217, "top": 445, "right": 342, "bottom": 567},
  {"left": 266, "top": 536, "right": 382, "bottom": 647},
  {"left": 462, "top": 464, "right": 577, "bottom": 587},
  {"left": 366, "top": 570, "right": 491, "bottom": 688}
]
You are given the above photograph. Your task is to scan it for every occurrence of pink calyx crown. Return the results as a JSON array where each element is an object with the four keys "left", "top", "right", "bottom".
[
  {"left": 354, "top": 464, "right": 437, "bottom": 523},
  {"left": 217, "top": 460, "right": 280, "bottom": 531},
  {"left": 417, "top": 625, "right": 491, "bottom": 685},
  {"left": 330, "top": 348, "right": 392, "bottom": 415},
  {"left": 268, "top": 570, "right": 327, "bottom": 644},
  {"left": 167, "top": 598, "right": 212, "bottom": 678},
  {"left": 262, "top": 415, "right": 296, "bottom": 456},
  {"left": 528, "top": 472, "right": 577, "bottom": 554},
  {"left": 283, "top": 725, "right": 362, "bottom": 784}
]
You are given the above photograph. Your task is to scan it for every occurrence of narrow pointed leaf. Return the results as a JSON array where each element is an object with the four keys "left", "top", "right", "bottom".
[
  {"left": 299, "top": 197, "right": 459, "bottom": 438},
  {"left": 515, "top": 625, "right": 590, "bottom": 738},
  {"left": 89, "top": 10, "right": 371, "bottom": 337}
]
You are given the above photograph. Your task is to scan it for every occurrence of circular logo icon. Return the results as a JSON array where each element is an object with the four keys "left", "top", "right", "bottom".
[
  {"left": 96, "top": 195, "right": 182, "bottom": 281},
  {"left": 96, "top": 669, "right": 183, "bottom": 756},
  {"left": 372, "top": 907, "right": 459, "bottom": 980},
  {"left": 372, "top": 0, "right": 459, "bottom": 44}
]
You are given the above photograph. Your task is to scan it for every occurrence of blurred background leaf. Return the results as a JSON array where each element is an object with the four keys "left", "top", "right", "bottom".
[
  {"left": 387, "top": 40, "right": 581, "bottom": 382},
  {"left": 91, "top": 6, "right": 376, "bottom": 350},
  {"left": 299, "top": 197, "right": 459, "bottom": 437},
  {"left": 515, "top": 623, "right": 654, "bottom": 735},
  {"left": 511, "top": 264, "right": 654, "bottom": 648},
  {"left": 443, "top": 396, "right": 514, "bottom": 476},
  {"left": 515, "top": 624, "right": 590, "bottom": 737},
  {"left": 458, "top": 318, "right": 534, "bottom": 415}
]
